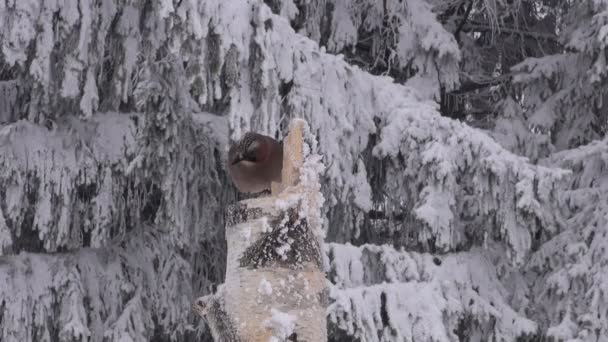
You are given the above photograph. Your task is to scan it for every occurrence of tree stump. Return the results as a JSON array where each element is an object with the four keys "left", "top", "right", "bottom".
[{"left": 194, "top": 119, "right": 327, "bottom": 342}]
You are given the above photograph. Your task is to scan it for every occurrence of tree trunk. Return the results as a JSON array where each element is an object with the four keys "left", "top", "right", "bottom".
[{"left": 194, "top": 119, "right": 328, "bottom": 342}]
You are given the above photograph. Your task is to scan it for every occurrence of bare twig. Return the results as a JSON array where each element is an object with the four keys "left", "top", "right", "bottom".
[{"left": 462, "top": 22, "right": 560, "bottom": 43}]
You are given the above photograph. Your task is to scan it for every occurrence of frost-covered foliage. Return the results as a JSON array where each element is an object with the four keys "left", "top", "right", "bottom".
[
  {"left": 0, "top": 0, "right": 604, "bottom": 341},
  {"left": 0, "top": 228, "right": 191, "bottom": 342},
  {"left": 525, "top": 137, "right": 608, "bottom": 341},
  {"left": 0, "top": 112, "right": 228, "bottom": 341},
  {"left": 266, "top": 0, "right": 461, "bottom": 98},
  {"left": 227, "top": 3, "right": 568, "bottom": 266},
  {"left": 0, "top": 0, "right": 563, "bottom": 260},
  {"left": 326, "top": 243, "right": 537, "bottom": 341},
  {"left": 0, "top": 112, "right": 226, "bottom": 253},
  {"left": 372, "top": 87, "right": 569, "bottom": 265},
  {"left": 495, "top": 1, "right": 608, "bottom": 158},
  {"left": 484, "top": 1, "right": 608, "bottom": 340},
  {"left": 0, "top": 113, "right": 138, "bottom": 253}
]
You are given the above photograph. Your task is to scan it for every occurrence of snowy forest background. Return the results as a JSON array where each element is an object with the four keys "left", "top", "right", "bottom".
[{"left": 0, "top": 0, "right": 607, "bottom": 341}]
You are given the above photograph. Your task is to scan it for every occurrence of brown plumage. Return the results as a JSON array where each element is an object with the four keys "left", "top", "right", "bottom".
[{"left": 228, "top": 132, "right": 283, "bottom": 194}]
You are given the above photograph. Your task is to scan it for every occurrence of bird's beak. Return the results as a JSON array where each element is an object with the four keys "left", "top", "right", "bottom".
[{"left": 231, "top": 154, "right": 244, "bottom": 165}]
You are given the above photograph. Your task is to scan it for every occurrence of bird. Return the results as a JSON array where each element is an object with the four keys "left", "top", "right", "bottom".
[{"left": 228, "top": 132, "right": 283, "bottom": 194}]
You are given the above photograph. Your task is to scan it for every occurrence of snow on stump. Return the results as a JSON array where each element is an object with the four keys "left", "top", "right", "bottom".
[{"left": 193, "top": 119, "right": 327, "bottom": 342}]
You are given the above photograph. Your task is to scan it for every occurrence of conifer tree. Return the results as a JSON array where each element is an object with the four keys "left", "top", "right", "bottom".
[{"left": 0, "top": 0, "right": 605, "bottom": 341}]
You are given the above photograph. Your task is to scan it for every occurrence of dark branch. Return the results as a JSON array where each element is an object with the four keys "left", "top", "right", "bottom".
[
  {"left": 454, "top": 1, "right": 474, "bottom": 43},
  {"left": 450, "top": 74, "right": 512, "bottom": 95},
  {"left": 462, "top": 21, "right": 560, "bottom": 44}
]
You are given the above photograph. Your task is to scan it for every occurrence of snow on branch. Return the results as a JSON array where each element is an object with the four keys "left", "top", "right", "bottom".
[
  {"left": 0, "top": 109, "right": 230, "bottom": 340},
  {"left": 0, "top": 111, "right": 229, "bottom": 254},
  {"left": 527, "top": 137, "right": 608, "bottom": 339},
  {"left": 220, "top": 2, "right": 568, "bottom": 263},
  {"left": 0, "top": 228, "right": 192, "bottom": 342},
  {"left": 371, "top": 88, "right": 570, "bottom": 262},
  {"left": 267, "top": 0, "right": 462, "bottom": 94},
  {"left": 0, "top": 113, "right": 137, "bottom": 253},
  {"left": 0, "top": 0, "right": 569, "bottom": 263},
  {"left": 0, "top": 1, "right": 580, "bottom": 340},
  {"left": 509, "top": 3, "right": 608, "bottom": 151},
  {"left": 325, "top": 243, "right": 537, "bottom": 341}
]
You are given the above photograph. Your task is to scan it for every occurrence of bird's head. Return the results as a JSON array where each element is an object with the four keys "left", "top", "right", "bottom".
[{"left": 229, "top": 132, "right": 263, "bottom": 165}]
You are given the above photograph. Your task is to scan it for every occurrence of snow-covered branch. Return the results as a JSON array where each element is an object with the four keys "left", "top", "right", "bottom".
[
  {"left": 326, "top": 243, "right": 537, "bottom": 341},
  {"left": 0, "top": 227, "right": 192, "bottom": 341}
]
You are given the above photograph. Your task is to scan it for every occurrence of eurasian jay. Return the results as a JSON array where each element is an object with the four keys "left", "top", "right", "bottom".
[{"left": 228, "top": 132, "right": 283, "bottom": 194}]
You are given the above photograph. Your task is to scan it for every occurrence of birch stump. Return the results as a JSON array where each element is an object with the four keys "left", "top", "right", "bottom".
[{"left": 194, "top": 119, "right": 327, "bottom": 342}]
